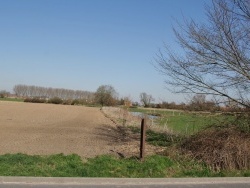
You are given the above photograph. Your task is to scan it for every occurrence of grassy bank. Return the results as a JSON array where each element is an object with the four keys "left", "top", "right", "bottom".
[
  {"left": 129, "top": 107, "right": 234, "bottom": 135},
  {"left": 0, "top": 98, "right": 24, "bottom": 102},
  {"left": 1, "top": 153, "right": 249, "bottom": 177}
]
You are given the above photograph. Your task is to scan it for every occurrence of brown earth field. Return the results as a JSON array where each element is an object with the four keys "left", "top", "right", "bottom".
[{"left": 0, "top": 101, "right": 162, "bottom": 158}]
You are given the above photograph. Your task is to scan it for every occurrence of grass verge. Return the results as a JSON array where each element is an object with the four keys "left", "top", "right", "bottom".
[{"left": 0, "top": 153, "right": 249, "bottom": 177}]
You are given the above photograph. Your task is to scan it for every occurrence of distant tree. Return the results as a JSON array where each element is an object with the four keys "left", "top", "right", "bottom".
[
  {"left": 189, "top": 94, "right": 206, "bottom": 111},
  {"left": 95, "top": 85, "right": 118, "bottom": 106},
  {"left": 0, "top": 90, "right": 10, "bottom": 98},
  {"left": 188, "top": 94, "right": 220, "bottom": 111},
  {"left": 13, "top": 85, "right": 27, "bottom": 97},
  {"left": 123, "top": 96, "right": 132, "bottom": 107},
  {"left": 132, "top": 101, "right": 139, "bottom": 107},
  {"left": 140, "top": 92, "right": 154, "bottom": 107},
  {"left": 13, "top": 84, "right": 94, "bottom": 101},
  {"left": 155, "top": 0, "right": 250, "bottom": 109}
]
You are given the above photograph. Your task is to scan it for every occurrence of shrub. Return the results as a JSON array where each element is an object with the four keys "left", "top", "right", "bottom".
[
  {"left": 62, "top": 99, "right": 73, "bottom": 105},
  {"left": 181, "top": 126, "right": 250, "bottom": 171},
  {"left": 24, "top": 97, "right": 46, "bottom": 103},
  {"left": 48, "top": 97, "right": 63, "bottom": 104},
  {"left": 71, "top": 99, "right": 88, "bottom": 105},
  {"left": 71, "top": 99, "right": 80, "bottom": 105}
]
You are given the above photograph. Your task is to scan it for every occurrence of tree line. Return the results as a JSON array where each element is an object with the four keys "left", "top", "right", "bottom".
[
  {"left": 13, "top": 84, "right": 94, "bottom": 101},
  {"left": 0, "top": 90, "right": 10, "bottom": 98}
]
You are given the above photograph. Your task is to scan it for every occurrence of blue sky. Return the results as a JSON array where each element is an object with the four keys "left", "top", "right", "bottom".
[{"left": 0, "top": 0, "right": 209, "bottom": 103}]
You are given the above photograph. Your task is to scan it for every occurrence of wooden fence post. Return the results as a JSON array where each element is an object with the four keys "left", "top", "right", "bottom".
[{"left": 140, "top": 118, "right": 147, "bottom": 160}]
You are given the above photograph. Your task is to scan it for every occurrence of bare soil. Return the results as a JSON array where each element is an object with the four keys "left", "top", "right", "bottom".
[{"left": 0, "top": 102, "right": 161, "bottom": 158}]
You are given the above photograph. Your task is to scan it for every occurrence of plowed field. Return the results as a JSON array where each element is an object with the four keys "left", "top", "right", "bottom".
[{"left": 0, "top": 101, "right": 162, "bottom": 158}]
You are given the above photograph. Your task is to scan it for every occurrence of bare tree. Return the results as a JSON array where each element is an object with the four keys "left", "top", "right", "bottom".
[
  {"left": 140, "top": 92, "right": 154, "bottom": 107},
  {"left": 189, "top": 94, "right": 206, "bottom": 110},
  {"left": 13, "top": 84, "right": 94, "bottom": 101},
  {"left": 13, "top": 85, "right": 27, "bottom": 97},
  {"left": 156, "top": 0, "right": 250, "bottom": 109}
]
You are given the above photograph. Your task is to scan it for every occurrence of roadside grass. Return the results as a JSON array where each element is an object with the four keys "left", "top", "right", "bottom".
[
  {"left": 0, "top": 106, "right": 248, "bottom": 177},
  {"left": 0, "top": 98, "right": 24, "bottom": 102},
  {"left": 0, "top": 153, "right": 249, "bottom": 177}
]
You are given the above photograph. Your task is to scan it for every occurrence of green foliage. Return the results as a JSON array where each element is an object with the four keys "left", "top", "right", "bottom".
[
  {"left": 234, "top": 112, "right": 250, "bottom": 133},
  {"left": 128, "top": 126, "right": 182, "bottom": 147},
  {"left": 82, "top": 155, "right": 173, "bottom": 178},
  {"left": 0, "top": 153, "right": 83, "bottom": 177},
  {"left": 146, "top": 130, "right": 182, "bottom": 147}
]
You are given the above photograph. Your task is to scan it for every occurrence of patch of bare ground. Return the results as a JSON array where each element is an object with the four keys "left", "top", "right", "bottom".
[
  {"left": 181, "top": 126, "right": 250, "bottom": 171},
  {"left": 101, "top": 107, "right": 166, "bottom": 157},
  {"left": 0, "top": 102, "right": 163, "bottom": 158}
]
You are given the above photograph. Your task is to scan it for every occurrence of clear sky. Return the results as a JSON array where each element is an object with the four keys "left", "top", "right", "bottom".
[{"left": 0, "top": 0, "right": 209, "bottom": 103}]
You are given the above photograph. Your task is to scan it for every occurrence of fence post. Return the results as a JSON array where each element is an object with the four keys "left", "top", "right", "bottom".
[{"left": 140, "top": 118, "right": 147, "bottom": 160}]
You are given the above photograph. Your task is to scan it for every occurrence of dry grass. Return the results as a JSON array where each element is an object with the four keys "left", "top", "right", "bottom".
[{"left": 181, "top": 126, "right": 250, "bottom": 171}]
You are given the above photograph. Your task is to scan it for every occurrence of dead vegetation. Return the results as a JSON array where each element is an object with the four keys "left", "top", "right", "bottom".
[{"left": 181, "top": 126, "right": 250, "bottom": 171}]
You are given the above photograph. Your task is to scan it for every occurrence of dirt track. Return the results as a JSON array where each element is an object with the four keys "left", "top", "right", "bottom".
[{"left": 0, "top": 101, "right": 163, "bottom": 158}]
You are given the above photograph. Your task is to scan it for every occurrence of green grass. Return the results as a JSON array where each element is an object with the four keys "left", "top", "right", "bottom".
[
  {"left": 0, "top": 153, "right": 175, "bottom": 177},
  {"left": 129, "top": 108, "right": 235, "bottom": 135},
  {"left": 0, "top": 153, "right": 248, "bottom": 177},
  {"left": 0, "top": 153, "right": 83, "bottom": 177},
  {"left": 0, "top": 97, "right": 24, "bottom": 102},
  {"left": 129, "top": 126, "right": 182, "bottom": 147}
]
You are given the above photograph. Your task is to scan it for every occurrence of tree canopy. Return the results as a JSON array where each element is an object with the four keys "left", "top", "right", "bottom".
[{"left": 95, "top": 85, "right": 118, "bottom": 106}]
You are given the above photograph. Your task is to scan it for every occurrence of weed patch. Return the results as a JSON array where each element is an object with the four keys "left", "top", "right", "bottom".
[
  {"left": 180, "top": 126, "right": 250, "bottom": 171},
  {"left": 128, "top": 126, "right": 182, "bottom": 147}
]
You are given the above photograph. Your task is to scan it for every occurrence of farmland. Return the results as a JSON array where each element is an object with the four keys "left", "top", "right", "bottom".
[
  {"left": 0, "top": 101, "right": 160, "bottom": 158},
  {"left": 0, "top": 101, "right": 250, "bottom": 177}
]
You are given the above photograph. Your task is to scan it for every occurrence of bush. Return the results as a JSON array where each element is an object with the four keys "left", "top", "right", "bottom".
[
  {"left": 48, "top": 97, "right": 63, "bottom": 104},
  {"left": 62, "top": 99, "right": 73, "bottom": 105},
  {"left": 181, "top": 126, "right": 250, "bottom": 171},
  {"left": 71, "top": 99, "right": 88, "bottom": 105},
  {"left": 0, "top": 90, "right": 10, "bottom": 98},
  {"left": 71, "top": 99, "right": 81, "bottom": 105},
  {"left": 24, "top": 97, "right": 46, "bottom": 103}
]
